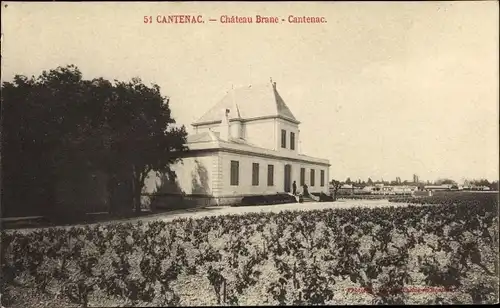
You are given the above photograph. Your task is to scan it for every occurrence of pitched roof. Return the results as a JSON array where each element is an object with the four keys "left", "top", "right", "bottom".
[
  {"left": 186, "top": 131, "right": 219, "bottom": 143},
  {"left": 192, "top": 82, "right": 299, "bottom": 126},
  {"left": 186, "top": 131, "right": 256, "bottom": 146}
]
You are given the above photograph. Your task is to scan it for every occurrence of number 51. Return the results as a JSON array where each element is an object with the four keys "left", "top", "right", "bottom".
[{"left": 144, "top": 16, "right": 152, "bottom": 24}]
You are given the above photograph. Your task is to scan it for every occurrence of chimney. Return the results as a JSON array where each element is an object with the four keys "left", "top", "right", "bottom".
[
  {"left": 270, "top": 77, "right": 276, "bottom": 89},
  {"left": 219, "top": 108, "right": 230, "bottom": 141}
]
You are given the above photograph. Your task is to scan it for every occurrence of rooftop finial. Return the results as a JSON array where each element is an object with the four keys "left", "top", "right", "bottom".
[{"left": 270, "top": 77, "right": 273, "bottom": 84}]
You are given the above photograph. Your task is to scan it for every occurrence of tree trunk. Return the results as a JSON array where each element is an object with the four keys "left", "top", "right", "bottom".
[
  {"left": 132, "top": 167, "right": 145, "bottom": 214},
  {"left": 133, "top": 184, "right": 142, "bottom": 214},
  {"left": 107, "top": 174, "right": 118, "bottom": 214}
]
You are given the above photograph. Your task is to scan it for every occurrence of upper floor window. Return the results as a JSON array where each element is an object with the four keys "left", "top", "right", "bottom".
[
  {"left": 281, "top": 129, "right": 287, "bottom": 148},
  {"left": 252, "top": 163, "right": 260, "bottom": 186},
  {"left": 230, "top": 161, "right": 239, "bottom": 186},
  {"left": 290, "top": 132, "right": 295, "bottom": 150}
]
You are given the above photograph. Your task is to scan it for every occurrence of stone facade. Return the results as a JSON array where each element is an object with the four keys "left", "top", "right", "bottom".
[{"left": 143, "top": 81, "right": 330, "bottom": 207}]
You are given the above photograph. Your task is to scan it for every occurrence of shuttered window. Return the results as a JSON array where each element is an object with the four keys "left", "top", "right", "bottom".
[
  {"left": 290, "top": 132, "right": 295, "bottom": 150},
  {"left": 310, "top": 169, "right": 315, "bottom": 186},
  {"left": 252, "top": 163, "right": 259, "bottom": 186},
  {"left": 267, "top": 165, "right": 274, "bottom": 186},
  {"left": 230, "top": 161, "right": 239, "bottom": 186},
  {"left": 321, "top": 170, "right": 325, "bottom": 187},
  {"left": 300, "top": 168, "right": 305, "bottom": 186},
  {"left": 281, "top": 129, "right": 286, "bottom": 148}
]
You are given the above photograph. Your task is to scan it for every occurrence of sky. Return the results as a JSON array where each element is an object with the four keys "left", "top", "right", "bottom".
[{"left": 1, "top": 1, "right": 498, "bottom": 183}]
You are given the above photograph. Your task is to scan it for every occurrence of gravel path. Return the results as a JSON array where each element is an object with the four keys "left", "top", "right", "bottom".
[
  {"left": 155, "top": 199, "right": 413, "bottom": 223},
  {"left": 8, "top": 199, "right": 413, "bottom": 234}
]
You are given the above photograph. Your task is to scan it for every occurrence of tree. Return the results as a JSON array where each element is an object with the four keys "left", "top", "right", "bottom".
[
  {"left": 2, "top": 65, "right": 91, "bottom": 218},
  {"left": 367, "top": 178, "right": 373, "bottom": 185},
  {"left": 109, "top": 78, "right": 188, "bottom": 213},
  {"left": 471, "top": 179, "right": 491, "bottom": 187},
  {"left": 345, "top": 177, "right": 352, "bottom": 184},
  {"left": 490, "top": 181, "right": 499, "bottom": 191},
  {"left": 435, "top": 178, "right": 457, "bottom": 185},
  {"left": 1, "top": 65, "right": 188, "bottom": 218},
  {"left": 330, "top": 179, "right": 342, "bottom": 201}
]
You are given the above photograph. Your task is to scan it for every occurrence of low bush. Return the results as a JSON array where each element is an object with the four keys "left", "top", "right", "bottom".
[
  {"left": 311, "top": 192, "right": 334, "bottom": 202},
  {"left": 240, "top": 194, "right": 297, "bottom": 206}
]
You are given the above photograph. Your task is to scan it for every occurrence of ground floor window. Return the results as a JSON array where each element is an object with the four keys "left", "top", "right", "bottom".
[
  {"left": 230, "top": 160, "right": 239, "bottom": 186},
  {"left": 310, "top": 169, "right": 315, "bottom": 186},
  {"left": 267, "top": 164, "right": 274, "bottom": 186},
  {"left": 321, "top": 170, "right": 325, "bottom": 187},
  {"left": 300, "top": 168, "right": 305, "bottom": 186},
  {"left": 252, "top": 163, "right": 260, "bottom": 186}
]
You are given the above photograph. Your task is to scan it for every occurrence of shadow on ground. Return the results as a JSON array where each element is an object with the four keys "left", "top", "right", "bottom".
[{"left": 1, "top": 206, "right": 224, "bottom": 230}]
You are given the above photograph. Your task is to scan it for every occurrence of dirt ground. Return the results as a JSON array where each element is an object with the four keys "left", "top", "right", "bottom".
[{"left": 8, "top": 199, "right": 413, "bottom": 234}]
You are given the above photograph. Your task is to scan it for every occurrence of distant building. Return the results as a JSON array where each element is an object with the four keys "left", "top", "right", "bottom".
[
  {"left": 424, "top": 184, "right": 453, "bottom": 191},
  {"left": 143, "top": 80, "right": 330, "bottom": 207},
  {"left": 356, "top": 184, "right": 416, "bottom": 195}
]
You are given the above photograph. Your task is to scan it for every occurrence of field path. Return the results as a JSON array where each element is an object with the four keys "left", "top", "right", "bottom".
[{"left": 7, "top": 199, "right": 414, "bottom": 234}]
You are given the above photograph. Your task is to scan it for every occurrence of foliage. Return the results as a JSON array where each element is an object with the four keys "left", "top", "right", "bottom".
[
  {"left": 240, "top": 194, "right": 297, "bottom": 206},
  {"left": 435, "top": 178, "right": 457, "bottom": 185},
  {"left": 330, "top": 179, "right": 342, "bottom": 201},
  {"left": 1, "top": 65, "right": 188, "bottom": 217},
  {"left": 1, "top": 194, "right": 498, "bottom": 306}
]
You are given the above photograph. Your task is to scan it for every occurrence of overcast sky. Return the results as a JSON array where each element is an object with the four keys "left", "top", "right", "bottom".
[{"left": 2, "top": 2, "right": 498, "bottom": 183}]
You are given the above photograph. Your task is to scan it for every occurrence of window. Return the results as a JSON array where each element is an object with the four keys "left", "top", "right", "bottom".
[
  {"left": 281, "top": 129, "right": 286, "bottom": 148},
  {"left": 230, "top": 161, "right": 239, "bottom": 186},
  {"left": 267, "top": 165, "right": 274, "bottom": 186},
  {"left": 252, "top": 163, "right": 260, "bottom": 186},
  {"left": 310, "top": 169, "right": 315, "bottom": 186},
  {"left": 320, "top": 170, "right": 325, "bottom": 187},
  {"left": 300, "top": 168, "right": 305, "bottom": 186},
  {"left": 290, "top": 132, "right": 295, "bottom": 150}
]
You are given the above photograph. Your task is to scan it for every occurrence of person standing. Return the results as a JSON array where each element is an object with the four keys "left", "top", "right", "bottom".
[
  {"left": 303, "top": 183, "right": 309, "bottom": 196},
  {"left": 292, "top": 181, "right": 297, "bottom": 195}
]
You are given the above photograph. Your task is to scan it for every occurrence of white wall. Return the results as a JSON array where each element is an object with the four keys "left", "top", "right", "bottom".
[
  {"left": 244, "top": 119, "right": 276, "bottom": 150},
  {"left": 218, "top": 151, "right": 329, "bottom": 197},
  {"left": 287, "top": 162, "right": 329, "bottom": 194},
  {"left": 194, "top": 118, "right": 301, "bottom": 154},
  {"left": 142, "top": 154, "right": 216, "bottom": 196},
  {"left": 142, "top": 149, "right": 329, "bottom": 208}
]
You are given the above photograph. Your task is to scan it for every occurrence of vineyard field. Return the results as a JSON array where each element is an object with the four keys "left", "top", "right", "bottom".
[{"left": 1, "top": 193, "right": 498, "bottom": 306}]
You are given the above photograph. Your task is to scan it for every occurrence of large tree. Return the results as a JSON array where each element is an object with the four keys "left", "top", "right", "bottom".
[
  {"left": 1, "top": 65, "right": 188, "bottom": 218},
  {"left": 109, "top": 78, "right": 188, "bottom": 213},
  {"left": 1, "top": 66, "right": 90, "bottom": 217}
]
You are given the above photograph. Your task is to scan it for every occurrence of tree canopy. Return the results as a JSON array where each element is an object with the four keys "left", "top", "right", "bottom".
[{"left": 1, "top": 65, "right": 188, "bottom": 218}]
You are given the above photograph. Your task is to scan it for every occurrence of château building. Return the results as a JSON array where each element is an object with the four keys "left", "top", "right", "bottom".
[{"left": 143, "top": 80, "right": 330, "bottom": 206}]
